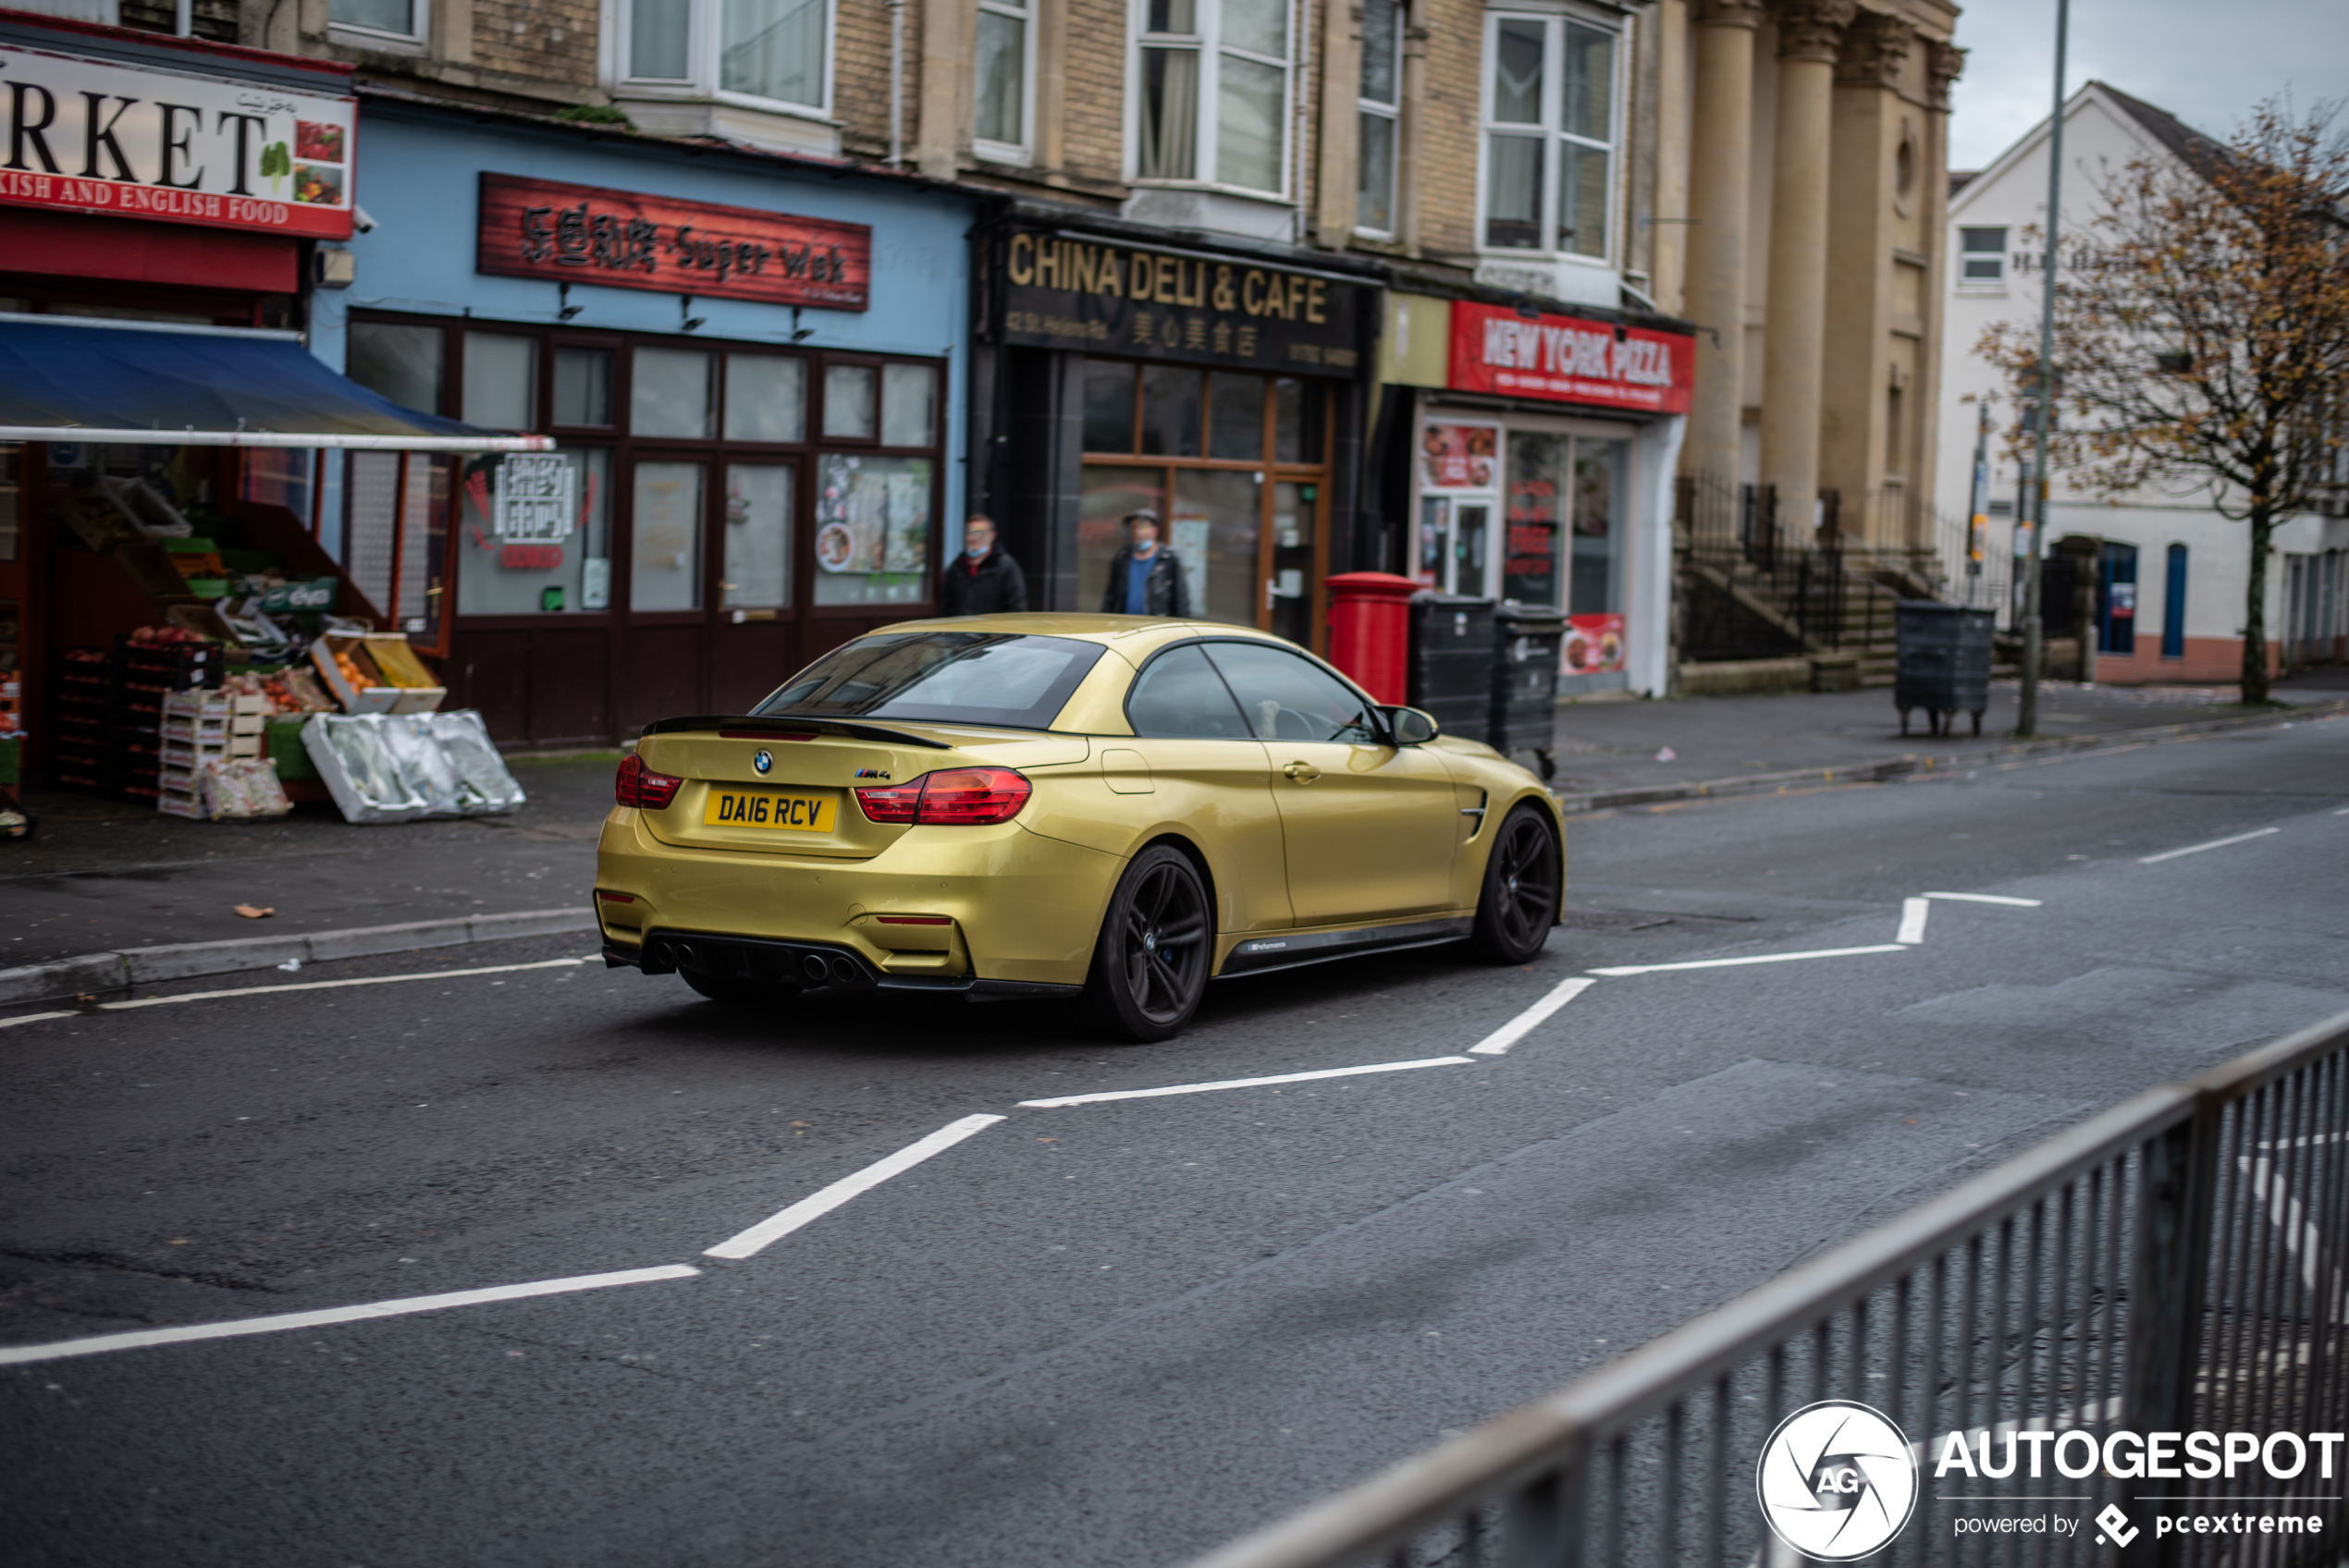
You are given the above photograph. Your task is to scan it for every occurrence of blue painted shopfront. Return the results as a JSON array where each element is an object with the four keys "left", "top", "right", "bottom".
[{"left": 317, "top": 104, "right": 976, "bottom": 746}]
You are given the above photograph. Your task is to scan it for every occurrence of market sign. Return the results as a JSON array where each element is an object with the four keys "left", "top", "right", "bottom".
[
  {"left": 994, "top": 227, "right": 1364, "bottom": 374},
  {"left": 1448, "top": 300, "right": 1693, "bottom": 415},
  {"left": 0, "top": 43, "right": 356, "bottom": 239},
  {"left": 476, "top": 174, "right": 869, "bottom": 310}
]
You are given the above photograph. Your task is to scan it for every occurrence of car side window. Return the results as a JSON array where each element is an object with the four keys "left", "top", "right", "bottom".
[
  {"left": 1126, "top": 644, "right": 1252, "bottom": 739},
  {"left": 1201, "top": 643, "right": 1380, "bottom": 744}
]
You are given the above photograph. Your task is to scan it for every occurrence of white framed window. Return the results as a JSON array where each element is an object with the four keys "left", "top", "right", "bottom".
[
  {"left": 330, "top": 0, "right": 427, "bottom": 45},
  {"left": 1355, "top": 0, "right": 1402, "bottom": 236},
  {"left": 1479, "top": 10, "right": 1617, "bottom": 261},
  {"left": 975, "top": 0, "right": 1036, "bottom": 163},
  {"left": 1960, "top": 226, "right": 2009, "bottom": 284},
  {"left": 621, "top": 0, "right": 831, "bottom": 115},
  {"left": 1132, "top": 0, "right": 1295, "bottom": 198}
]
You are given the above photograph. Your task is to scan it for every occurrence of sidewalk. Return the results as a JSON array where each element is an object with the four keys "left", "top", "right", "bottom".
[{"left": 1546, "top": 668, "right": 2349, "bottom": 810}]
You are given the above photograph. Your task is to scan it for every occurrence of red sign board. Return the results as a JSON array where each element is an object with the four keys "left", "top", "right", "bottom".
[
  {"left": 1448, "top": 301, "right": 1693, "bottom": 415},
  {"left": 477, "top": 174, "right": 869, "bottom": 311}
]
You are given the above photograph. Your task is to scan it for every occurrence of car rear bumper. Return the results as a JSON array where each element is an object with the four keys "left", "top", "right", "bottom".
[{"left": 602, "top": 932, "right": 1082, "bottom": 998}]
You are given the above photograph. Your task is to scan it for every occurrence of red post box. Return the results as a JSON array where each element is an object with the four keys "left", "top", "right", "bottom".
[{"left": 1323, "top": 571, "right": 1420, "bottom": 705}]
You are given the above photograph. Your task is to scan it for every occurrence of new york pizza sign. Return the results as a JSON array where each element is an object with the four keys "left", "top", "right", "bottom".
[
  {"left": 477, "top": 174, "right": 869, "bottom": 310},
  {"left": 1449, "top": 300, "right": 1693, "bottom": 415}
]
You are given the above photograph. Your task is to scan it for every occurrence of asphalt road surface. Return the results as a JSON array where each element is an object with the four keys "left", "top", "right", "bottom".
[{"left": 5, "top": 715, "right": 2345, "bottom": 1568}]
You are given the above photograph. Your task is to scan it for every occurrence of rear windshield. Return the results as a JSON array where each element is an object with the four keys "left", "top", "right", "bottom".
[{"left": 754, "top": 631, "right": 1106, "bottom": 730}]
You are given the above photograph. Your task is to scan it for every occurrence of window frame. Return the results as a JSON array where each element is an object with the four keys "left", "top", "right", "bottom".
[
  {"left": 1475, "top": 7, "right": 1623, "bottom": 266},
  {"left": 1958, "top": 225, "right": 2010, "bottom": 288},
  {"left": 973, "top": 0, "right": 1039, "bottom": 165},
  {"left": 1126, "top": 0, "right": 1298, "bottom": 202},
  {"left": 328, "top": 0, "right": 429, "bottom": 49},
  {"left": 612, "top": 0, "right": 837, "bottom": 122},
  {"left": 1354, "top": 0, "right": 1404, "bottom": 239}
]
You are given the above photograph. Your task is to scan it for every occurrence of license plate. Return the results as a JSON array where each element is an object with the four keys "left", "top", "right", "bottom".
[{"left": 703, "top": 789, "right": 837, "bottom": 832}]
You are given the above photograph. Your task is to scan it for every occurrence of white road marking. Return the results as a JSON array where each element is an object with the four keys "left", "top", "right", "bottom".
[
  {"left": 0, "top": 1265, "right": 699, "bottom": 1367},
  {"left": 1589, "top": 945, "right": 1907, "bottom": 978},
  {"left": 2333, "top": 806, "right": 2349, "bottom": 815},
  {"left": 0, "top": 1011, "right": 77, "bottom": 1031},
  {"left": 1468, "top": 976, "right": 1596, "bottom": 1056},
  {"left": 1018, "top": 1058, "right": 1471, "bottom": 1109},
  {"left": 1895, "top": 898, "right": 1931, "bottom": 945},
  {"left": 98, "top": 956, "right": 589, "bottom": 1011},
  {"left": 703, "top": 1113, "right": 1007, "bottom": 1260},
  {"left": 2138, "top": 827, "right": 2281, "bottom": 864},
  {"left": 1922, "top": 892, "right": 2043, "bottom": 907}
]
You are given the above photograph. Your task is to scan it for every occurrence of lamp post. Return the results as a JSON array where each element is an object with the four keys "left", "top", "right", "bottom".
[{"left": 2019, "top": 0, "right": 2070, "bottom": 738}]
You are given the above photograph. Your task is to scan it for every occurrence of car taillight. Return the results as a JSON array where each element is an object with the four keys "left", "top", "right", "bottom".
[
  {"left": 854, "top": 766, "right": 1031, "bottom": 826},
  {"left": 615, "top": 753, "right": 684, "bottom": 811}
]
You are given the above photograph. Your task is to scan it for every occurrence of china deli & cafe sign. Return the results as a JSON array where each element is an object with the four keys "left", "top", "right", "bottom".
[
  {"left": 1448, "top": 300, "right": 1693, "bottom": 415},
  {"left": 477, "top": 174, "right": 869, "bottom": 310},
  {"left": 996, "top": 227, "right": 1362, "bottom": 374},
  {"left": 0, "top": 43, "right": 356, "bottom": 239}
]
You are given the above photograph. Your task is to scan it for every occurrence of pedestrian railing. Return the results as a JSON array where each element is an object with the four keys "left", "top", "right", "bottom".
[
  {"left": 1183, "top": 1007, "right": 2349, "bottom": 1568},
  {"left": 1675, "top": 475, "right": 1848, "bottom": 659}
]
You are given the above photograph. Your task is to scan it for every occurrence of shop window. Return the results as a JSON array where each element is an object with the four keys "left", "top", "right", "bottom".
[
  {"left": 348, "top": 322, "right": 444, "bottom": 416},
  {"left": 1208, "top": 372, "right": 1263, "bottom": 459},
  {"left": 1135, "top": 0, "right": 1294, "bottom": 197},
  {"left": 462, "top": 333, "right": 538, "bottom": 432},
  {"left": 554, "top": 349, "right": 615, "bottom": 428},
  {"left": 1505, "top": 431, "right": 1567, "bottom": 606},
  {"left": 2162, "top": 543, "right": 2186, "bottom": 658},
  {"left": 1084, "top": 361, "right": 1140, "bottom": 452},
  {"left": 723, "top": 463, "right": 793, "bottom": 609},
  {"left": 347, "top": 451, "right": 452, "bottom": 638},
  {"left": 332, "top": 0, "right": 425, "bottom": 42},
  {"left": 823, "top": 364, "right": 877, "bottom": 440},
  {"left": 1356, "top": 0, "right": 1403, "bottom": 236},
  {"left": 724, "top": 355, "right": 807, "bottom": 443},
  {"left": 633, "top": 348, "right": 715, "bottom": 439},
  {"left": 881, "top": 363, "right": 936, "bottom": 447},
  {"left": 1273, "top": 375, "right": 1318, "bottom": 463},
  {"left": 1960, "top": 227, "right": 2008, "bottom": 284},
  {"left": 1140, "top": 365, "right": 1205, "bottom": 457},
  {"left": 975, "top": 0, "right": 1035, "bottom": 162},
  {"left": 633, "top": 460, "right": 705, "bottom": 611},
  {"left": 1481, "top": 12, "right": 1617, "bottom": 260},
  {"left": 1570, "top": 439, "right": 1625, "bottom": 613},
  {"left": 813, "top": 455, "right": 932, "bottom": 605},
  {"left": 624, "top": 0, "right": 831, "bottom": 113},
  {"left": 458, "top": 449, "right": 613, "bottom": 616}
]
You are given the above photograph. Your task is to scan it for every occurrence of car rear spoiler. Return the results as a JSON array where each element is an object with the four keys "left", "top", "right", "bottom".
[{"left": 636, "top": 715, "right": 956, "bottom": 750}]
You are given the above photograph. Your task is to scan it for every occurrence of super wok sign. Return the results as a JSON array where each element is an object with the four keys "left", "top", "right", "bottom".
[
  {"left": 0, "top": 42, "right": 356, "bottom": 240},
  {"left": 1448, "top": 300, "right": 1692, "bottom": 415}
]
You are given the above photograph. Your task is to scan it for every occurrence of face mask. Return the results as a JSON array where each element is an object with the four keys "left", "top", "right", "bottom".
[
  {"left": 966, "top": 538, "right": 990, "bottom": 557},
  {"left": 1133, "top": 537, "right": 1159, "bottom": 557}
]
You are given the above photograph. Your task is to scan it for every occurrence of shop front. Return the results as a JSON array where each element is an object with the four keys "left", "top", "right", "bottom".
[
  {"left": 1381, "top": 295, "right": 1693, "bottom": 698},
  {"left": 972, "top": 220, "right": 1378, "bottom": 650},
  {"left": 326, "top": 107, "right": 976, "bottom": 747}
]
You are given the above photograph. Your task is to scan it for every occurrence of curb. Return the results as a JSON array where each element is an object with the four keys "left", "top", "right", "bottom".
[
  {"left": 1552, "top": 697, "right": 2349, "bottom": 816},
  {"left": 0, "top": 908, "right": 598, "bottom": 1008}
]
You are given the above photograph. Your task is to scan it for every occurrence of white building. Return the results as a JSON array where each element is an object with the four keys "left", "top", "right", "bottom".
[{"left": 1937, "top": 81, "right": 2347, "bottom": 683}]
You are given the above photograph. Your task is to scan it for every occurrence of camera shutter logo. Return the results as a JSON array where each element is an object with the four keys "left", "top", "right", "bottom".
[{"left": 1756, "top": 1401, "right": 1918, "bottom": 1561}]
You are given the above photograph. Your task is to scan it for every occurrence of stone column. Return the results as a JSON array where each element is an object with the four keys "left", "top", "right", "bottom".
[
  {"left": 1681, "top": 0, "right": 1766, "bottom": 483},
  {"left": 1757, "top": 0, "right": 1854, "bottom": 529},
  {"left": 1909, "top": 37, "right": 1967, "bottom": 545}
]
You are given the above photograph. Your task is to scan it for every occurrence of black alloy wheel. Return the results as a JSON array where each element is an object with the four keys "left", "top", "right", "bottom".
[
  {"left": 682, "top": 968, "right": 801, "bottom": 1007},
  {"left": 1087, "top": 844, "right": 1212, "bottom": 1041},
  {"left": 1470, "top": 804, "right": 1560, "bottom": 963}
]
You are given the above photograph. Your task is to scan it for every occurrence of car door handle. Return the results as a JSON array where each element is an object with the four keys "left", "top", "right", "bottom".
[{"left": 1282, "top": 762, "right": 1321, "bottom": 783}]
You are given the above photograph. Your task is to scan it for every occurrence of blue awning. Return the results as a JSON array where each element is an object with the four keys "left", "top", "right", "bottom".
[{"left": 0, "top": 315, "right": 549, "bottom": 451}]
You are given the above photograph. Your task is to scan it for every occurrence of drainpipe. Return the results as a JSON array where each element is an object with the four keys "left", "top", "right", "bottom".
[{"left": 888, "top": 0, "right": 906, "bottom": 166}]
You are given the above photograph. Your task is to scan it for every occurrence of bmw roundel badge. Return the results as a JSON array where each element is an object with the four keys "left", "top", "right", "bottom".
[{"left": 753, "top": 750, "right": 773, "bottom": 775}]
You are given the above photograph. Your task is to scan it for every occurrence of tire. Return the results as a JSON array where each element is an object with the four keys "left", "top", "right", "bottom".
[
  {"left": 1085, "top": 844, "right": 1213, "bottom": 1042},
  {"left": 682, "top": 968, "right": 800, "bottom": 1007},
  {"left": 1470, "top": 804, "right": 1560, "bottom": 964}
]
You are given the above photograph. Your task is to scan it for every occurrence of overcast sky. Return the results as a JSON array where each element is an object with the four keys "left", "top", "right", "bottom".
[{"left": 1946, "top": 0, "right": 2349, "bottom": 170}]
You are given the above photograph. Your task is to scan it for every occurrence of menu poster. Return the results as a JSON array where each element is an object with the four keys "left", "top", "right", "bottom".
[
  {"left": 1564, "top": 613, "right": 1626, "bottom": 676},
  {"left": 1421, "top": 424, "right": 1496, "bottom": 490},
  {"left": 817, "top": 456, "right": 931, "bottom": 575}
]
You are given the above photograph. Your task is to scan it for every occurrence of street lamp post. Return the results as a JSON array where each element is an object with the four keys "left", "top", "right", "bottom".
[{"left": 2019, "top": 0, "right": 2070, "bottom": 739}]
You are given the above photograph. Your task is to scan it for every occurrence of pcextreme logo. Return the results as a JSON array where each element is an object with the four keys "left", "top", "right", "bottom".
[{"left": 1756, "top": 1401, "right": 1920, "bottom": 1561}]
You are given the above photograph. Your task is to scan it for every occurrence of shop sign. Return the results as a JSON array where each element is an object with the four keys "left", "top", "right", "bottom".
[
  {"left": 492, "top": 454, "right": 577, "bottom": 545},
  {"left": 0, "top": 43, "right": 356, "bottom": 239},
  {"left": 995, "top": 227, "right": 1363, "bottom": 374},
  {"left": 476, "top": 174, "right": 869, "bottom": 310},
  {"left": 1422, "top": 423, "right": 1496, "bottom": 489},
  {"left": 1564, "top": 613, "right": 1626, "bottom": 675},
  {"left": 1449, "top": 301, "right": 1692, "bottom": 415}
]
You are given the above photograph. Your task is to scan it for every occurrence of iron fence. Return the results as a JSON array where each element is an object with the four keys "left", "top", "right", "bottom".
[
  {"left": 1185, "top": 1007, "right": 2349, "bottom": 1568},
  {"left": 1677, "top": 476, "right": 1848, "bottom": 659}
]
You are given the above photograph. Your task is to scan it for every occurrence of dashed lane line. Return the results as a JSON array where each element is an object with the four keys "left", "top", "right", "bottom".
[
  {"left": 704, "top": 1114, "right": 1008, "bottom": 1260},
  {"left": 96, "top": 956, "right": 591, "bottom": 1011},
  {"left": 1468, "top": 976, "right": 1596, "bottom": 1057},
  {"left": 2138, "top": 827, "right": 2282, "bottom": 864},
  {"left": 1923, "top": 892, "right": 2043, "bottom": 907},
  {"left": 1017, "top": 1058, "right": 1473, "bottom": 1110},
  {"left": 0, "top": 1265, "right": 700, "bottom": 1368}
]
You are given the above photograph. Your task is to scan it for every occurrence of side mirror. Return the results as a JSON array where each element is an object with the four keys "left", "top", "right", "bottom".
[{"left": 1384, "top": 705, "right": 1439, "bottom": 745}]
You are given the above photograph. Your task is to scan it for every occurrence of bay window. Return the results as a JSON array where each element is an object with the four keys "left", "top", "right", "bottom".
[
  {"left": 623, "top": 0, "right": 830, "bottom": 113},
  {"left": 1356, "top": 0, "right": 1402, "bottom": 236},
  {"left": 1134, "top": 0, "right": 1294, "bottom": 197},
  {"left": 1481, "top": 11, "right": 1617, "bottom": 260}
]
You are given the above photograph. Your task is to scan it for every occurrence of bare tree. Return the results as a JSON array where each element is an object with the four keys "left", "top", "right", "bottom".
[{"left": 1981, "top": 97, "right": 2349, "bottom": 703}]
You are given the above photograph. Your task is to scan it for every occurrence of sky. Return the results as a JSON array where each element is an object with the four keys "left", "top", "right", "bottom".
[{"left": 1945, "top": 0, "right": 2349, "bottom": 170}]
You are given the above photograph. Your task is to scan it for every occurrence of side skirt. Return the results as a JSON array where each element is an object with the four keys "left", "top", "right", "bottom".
[{"left": 1214, "top": 917, "right": 1475, "bottom": 979}]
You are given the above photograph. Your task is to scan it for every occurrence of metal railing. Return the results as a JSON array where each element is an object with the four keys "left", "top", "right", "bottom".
[
  {"left": 1185, "top": 1008, "right": 2349, "bottom": 1568},
  {"left": 1676, "top": 476, "right": 1848, "bottom": 660}
]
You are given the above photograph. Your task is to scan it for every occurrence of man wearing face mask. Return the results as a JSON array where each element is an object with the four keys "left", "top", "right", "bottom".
[
  {"left": 939, "top": 513, "right": 1029, "bottom": 617},
  {"left": 1100, "top": 508, "right": 1190, "bottom": 618}
]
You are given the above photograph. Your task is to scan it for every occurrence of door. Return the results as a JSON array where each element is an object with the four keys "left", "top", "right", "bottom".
[
  {"left": 1120, "top": 643, "right": 1293, "bottom": 934},
  {"left": 713, "top": 460, "right": 795, "bottom": 712},
  {"left": 1200, "top": 641, "right": 1457, "bottom": 925},
  {"left": 621, "top": 457, "right": 708, "bottom": 733}
]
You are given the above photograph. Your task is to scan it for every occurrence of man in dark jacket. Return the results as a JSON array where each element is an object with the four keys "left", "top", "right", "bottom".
[
  {"left": 938, "top": 515, "right": 1028, "bottom": 616},
  {"left": 1100, "top": 509, "right": 1190, "bottom": 618}
]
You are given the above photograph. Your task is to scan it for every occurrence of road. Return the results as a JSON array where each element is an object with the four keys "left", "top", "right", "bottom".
[{"left": 4, "top": 715, "right": 2345, "bottom": 1568}]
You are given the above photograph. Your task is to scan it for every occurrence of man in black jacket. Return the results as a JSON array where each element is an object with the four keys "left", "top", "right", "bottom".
[
  {"left": 938, "top": 514, "right": 1028, "bottom": 616},
  {"left": 1100, "top": 509, "right": 1190, "bottom": 618}
]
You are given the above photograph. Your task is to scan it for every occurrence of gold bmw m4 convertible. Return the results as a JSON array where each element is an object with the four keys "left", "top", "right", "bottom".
[{"left": 595, "top": 615, "right": 1563, "bottom": 1040}]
